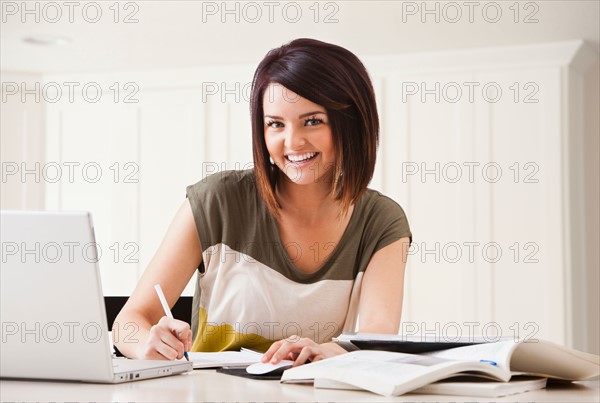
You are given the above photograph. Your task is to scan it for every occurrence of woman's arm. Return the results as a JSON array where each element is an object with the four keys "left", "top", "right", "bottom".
[
  {"left": 262, "top": 236, "right": 411, "bottom": 365},
  {"left": 355, "top": 236, "right": 411, "bottom": 333},
  {"left": 113, "top": 199, "right": 202, "bottom": 359}
]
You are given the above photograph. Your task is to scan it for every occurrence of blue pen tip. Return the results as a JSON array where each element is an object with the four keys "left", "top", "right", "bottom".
[{"left": 184, "top": 351, "right": 190, "bottom": 361}]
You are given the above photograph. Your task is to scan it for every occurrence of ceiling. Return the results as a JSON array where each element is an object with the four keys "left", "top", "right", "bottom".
[{"left": 1, "top": 1, "right": 599, "bottom": 74}]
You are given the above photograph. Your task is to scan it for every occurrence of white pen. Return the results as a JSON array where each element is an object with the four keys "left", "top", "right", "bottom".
[{"left": 154, "top": 284, "right": 190, "bottom": 361}]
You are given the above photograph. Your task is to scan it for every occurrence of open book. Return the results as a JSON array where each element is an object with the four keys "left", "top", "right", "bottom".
[{"left": 281, "top": 338, "right": 600, "bottom": 397}]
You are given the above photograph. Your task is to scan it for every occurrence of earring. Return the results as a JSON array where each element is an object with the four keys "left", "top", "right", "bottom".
[{"left": 269, "top": 156, "right": 275, "bottom": 165}]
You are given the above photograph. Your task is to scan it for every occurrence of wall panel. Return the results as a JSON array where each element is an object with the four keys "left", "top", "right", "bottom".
[{"left": 45, "top": 97, "right": 140, "bottom": 295}]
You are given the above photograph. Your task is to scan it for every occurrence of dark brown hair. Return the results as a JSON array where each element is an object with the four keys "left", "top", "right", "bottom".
[{"left": 250, "top": 38, "right": 379, "bottom": 216}]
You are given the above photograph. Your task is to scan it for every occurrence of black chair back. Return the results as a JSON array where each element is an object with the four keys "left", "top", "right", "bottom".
[{"left": 104, "top": 296, "right": 193, "bottom": 330}]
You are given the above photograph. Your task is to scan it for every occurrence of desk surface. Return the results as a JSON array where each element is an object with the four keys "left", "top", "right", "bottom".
[{"left": 1, "top": 370, "right": 599, "bottom": 402}]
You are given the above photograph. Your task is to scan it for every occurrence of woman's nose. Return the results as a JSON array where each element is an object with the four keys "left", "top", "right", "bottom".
[{"left": 284, "top": 127, "right": 306, "bottom": 149}]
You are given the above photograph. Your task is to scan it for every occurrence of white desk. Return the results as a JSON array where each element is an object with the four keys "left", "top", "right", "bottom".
[{"left": 1, "top": 370, "right": 598, "bottom": 402}]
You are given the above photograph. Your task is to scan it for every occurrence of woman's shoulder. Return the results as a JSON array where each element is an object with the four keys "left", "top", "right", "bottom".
[
  {"left": 186, "top": 168, "right": 256, "bottom": 198},
  {"left": 359, "top": 188, "right": 408, "bottom": 218},
  {"left": 355, "top": 188, "right": 412, "bottom": 242}
]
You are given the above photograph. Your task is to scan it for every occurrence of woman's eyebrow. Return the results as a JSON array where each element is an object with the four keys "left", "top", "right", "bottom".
[
  {"left": 298, "top": 111, "right": 326, "bottom": 119},
  {"left": 264, "top": 111, "right": 327, "bottom": 120}
]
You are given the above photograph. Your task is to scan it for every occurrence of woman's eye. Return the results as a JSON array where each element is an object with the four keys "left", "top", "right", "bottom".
[
  {"left": 305, "top": 118, "right": 323, "bottom": 126},
  {"left": 266, "top": 120, "right": 283, "bottom": 129}
]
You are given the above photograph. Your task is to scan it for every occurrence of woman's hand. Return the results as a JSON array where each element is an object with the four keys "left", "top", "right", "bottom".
[
  {"left": 137, "top": 317, "right": 192, "bottom": 360},
  {"left": 262, "top": 335, "right": 347, "bottom": 366}
]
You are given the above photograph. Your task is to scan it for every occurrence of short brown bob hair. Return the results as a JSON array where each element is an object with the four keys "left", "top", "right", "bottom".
[{"left": 250, "top": 38, "right": 379, "bottom": 216}]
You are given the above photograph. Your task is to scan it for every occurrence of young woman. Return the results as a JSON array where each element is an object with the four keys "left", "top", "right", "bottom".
[{"left": 114, "top": 38, "right": 412, "bottom": 367}]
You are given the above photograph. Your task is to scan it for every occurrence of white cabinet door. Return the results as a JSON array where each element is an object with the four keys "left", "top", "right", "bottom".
[
  {"left": 474, "top": 67, "right": 564, "bottom": 344},
  {"left": 45, "top": 96, "right": 140, "bottom": 296},
  {"left": 383, "top": 72, "right": 479, "bottom": 332},
  {"left": 380, "top": 66, "right": 566, "bottom": 345}
]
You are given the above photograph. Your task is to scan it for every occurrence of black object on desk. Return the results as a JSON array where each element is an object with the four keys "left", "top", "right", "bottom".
[
  {"left": 104, "top": 296, "right": 193, "bottom": 329},
  {"left": 104, "top": 296, "right": 192, "bottom": 357},
  {"left": 216, "top": 367, "right": 283, "bottom": 380},
  {"left": 349, "top": 339, "right": 485, "bottom": 354}
]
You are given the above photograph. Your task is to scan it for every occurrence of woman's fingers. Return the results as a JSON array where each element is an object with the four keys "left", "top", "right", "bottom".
[
  {"left": 141, "top": 317, "right": 192, "bottom": 360},
  {"left": 262, "top": 337, "right": 349, "bottom": 366},
  {"left": 261, "top": 338, "right": 285, "bottom": 362},
  {"left": 165, "top": 317, "right": 193, "bottom": 351},
  {"left": 263, "top": 336, "right": 316, "bottom": 364},
  {"left": 293, "top": 345, "right": 318, "bottom": 366}
]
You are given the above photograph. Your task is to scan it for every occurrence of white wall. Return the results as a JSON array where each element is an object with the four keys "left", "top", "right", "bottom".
[
  {"left": 1, "top": 41, "right": 598, "bottom": 353},
  {"left": 583, "top": 62, "right": 600, "bottom": 354},
  {"left": 1, "top": 72, "right": 45, "bottom": 210}
]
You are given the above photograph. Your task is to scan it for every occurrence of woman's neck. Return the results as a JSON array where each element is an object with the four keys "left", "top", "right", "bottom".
[{"left": 276, "top": 178, "right": 340, "bottom": 224}]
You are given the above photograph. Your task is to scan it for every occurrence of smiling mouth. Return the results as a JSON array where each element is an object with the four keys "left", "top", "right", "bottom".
[{"left": 286, "top": 152, "right": 319, "bottom": 163}]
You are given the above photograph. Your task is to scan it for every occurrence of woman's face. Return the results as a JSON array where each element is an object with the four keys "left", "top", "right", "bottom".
[{"left": 263, "top": 83, "right": 335, "bottom": 187}]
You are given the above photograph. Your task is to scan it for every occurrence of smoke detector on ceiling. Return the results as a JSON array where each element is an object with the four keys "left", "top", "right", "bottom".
[{"left": 23, "top": 35, "right": 71, "bottom": 46}]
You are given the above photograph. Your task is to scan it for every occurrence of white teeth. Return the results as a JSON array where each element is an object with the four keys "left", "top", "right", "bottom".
[{"left": 287, "top": 152, "right": 317, "bottom": 163}]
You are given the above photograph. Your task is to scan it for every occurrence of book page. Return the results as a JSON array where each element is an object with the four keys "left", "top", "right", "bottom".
[
  {"left": 425, "top": 340, "right": 600, "bottom": 380},
  {"left": 282, "top": 350, "right": 509, "bottom": 396},
  {"left": 424, "top": 340, "right": 517, "bottom": 372},
  {"left": 510, "top": 341, "right": 600, "bottom": 380},
  {"left": 188, "top": 350, "right": 262, "bottom": 369}
]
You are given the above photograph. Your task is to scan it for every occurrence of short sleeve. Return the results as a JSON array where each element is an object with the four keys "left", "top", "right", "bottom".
[
  {"left": 186, "top": 176, "right": 224, "bottom": 254},
  {"left": 368, "top": 193, "right": 412, "bottom": 253},
  {"left": 186, "top": 169, "right": 253, "bottom": 253}
]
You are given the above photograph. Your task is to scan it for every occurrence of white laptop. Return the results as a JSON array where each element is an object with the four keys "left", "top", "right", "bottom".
[{"left": 0, "top": 210, "right": 193, "bottom": 383}]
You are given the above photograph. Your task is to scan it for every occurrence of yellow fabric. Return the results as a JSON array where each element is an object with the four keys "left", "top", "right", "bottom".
[{"left": 191, "top": 307, "right": 275, "bottom": 352}]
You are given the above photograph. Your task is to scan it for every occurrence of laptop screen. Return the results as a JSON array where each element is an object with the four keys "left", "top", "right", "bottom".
[{"left": 1, "top": 211, "right": 114, "bottom": 381}]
